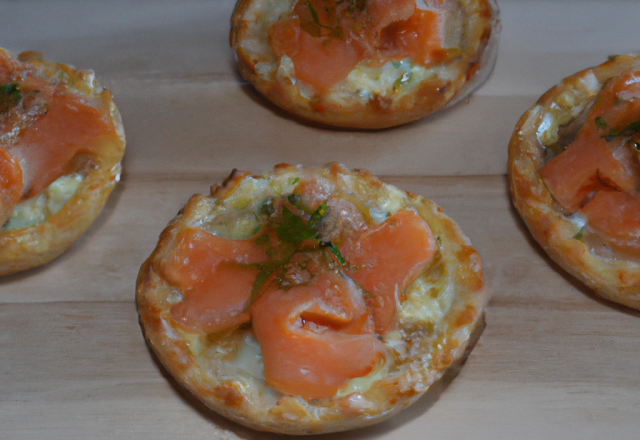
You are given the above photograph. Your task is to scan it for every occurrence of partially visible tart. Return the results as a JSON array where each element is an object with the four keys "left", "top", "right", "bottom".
[
  {"left": 509, "top": 54, "right": 640, "bottom": 310},
  {"left": 0, "top": 49, "right": 125, "bottom": 275},
  {"left": 230, "top": 0, "right": 500, "bottom": 129},
  {"left": 136, "top": 163, "right": 487, "bottom": 434}
]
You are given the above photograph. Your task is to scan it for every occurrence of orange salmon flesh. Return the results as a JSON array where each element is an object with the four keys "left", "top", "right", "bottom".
[
  {"left": 541, "top": 69, "right": 640, "bottom": 256},
  {"left": 269, "top": 0, "right": 447, "bottom": 92},
  {"left": 161, "top": 200, "right": 437, "bottom": 399}
]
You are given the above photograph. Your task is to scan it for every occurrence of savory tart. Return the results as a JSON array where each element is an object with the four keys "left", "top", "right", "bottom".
[
  {"left": 0, "top": 48, "right": 125, "bottom": 276},
  {"left": 230, "top": 0, "right": 500, "bottom": 129},
  {"left": 509, "top": 54, "right": 640, "bottom": 310},
  {"left": 136, "top": 163, "right": 487, "bottom": 434}
]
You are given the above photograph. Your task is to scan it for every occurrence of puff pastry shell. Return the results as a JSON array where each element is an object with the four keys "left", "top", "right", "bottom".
[
  {"left": 136, "top": 163, "right": 487, "bottom": 434},
  {"left": 0, "top": 49, "right": 125, "bottom": 276},
  {"left": 508, "top": 54, "right": 640, "bottom": 310},
  {"left": 230, "top": 0, "right": 500, "bottom": 129}
]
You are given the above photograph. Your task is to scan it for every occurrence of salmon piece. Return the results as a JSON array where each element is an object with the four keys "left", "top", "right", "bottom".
[
  {"left": 251, "top": 272, "right": 385, "bottom": 400},
  {"left": 378, "top": 9, "right": 446, "bottom": 65},
  {"left": 580, "top": 190, "right": 640, "bottom": 258},
  {"left": 0, "top": 148, "right": 22, "bottom": 226},
  {"left": 541, "top": 70, "right": 640, "bottom": 213},
  {"left": 5, "top": 89, "right": 116, "bottom": 199},
  {"left": 342, "top": 209, "right": 436, "bottom": 334},
  {"left": 160, "top": 227, "right": 268, "bottom": 334},
  {"left": 270, "top": 18, "right": 365, "bottom": 92},
  {"left": 269, "top": 0, "right": 445, "bottom": 92},
  {"left": 364, "top": 0, "right": 416, "bottom": 37},
  {"left": 540, "top": 137, "right": 640, "bottom": 213}
]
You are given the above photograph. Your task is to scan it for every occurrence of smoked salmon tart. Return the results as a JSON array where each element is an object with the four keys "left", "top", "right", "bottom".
[
  {"left": 509, "top": 54, "right": 640, "bottom": 310},
  {"left": 230, "top": 0, "right": 500, "bottom": 129},
  {"left": 0, "top": 49, "right": 125, "bottom": 275},
  {"left": 136, "top": 163, "right": 487, "bottom": 434}
]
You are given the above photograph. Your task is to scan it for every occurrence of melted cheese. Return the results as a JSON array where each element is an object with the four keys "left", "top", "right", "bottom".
[
  {"left": 2, "top": 173, "right": 82, "bottom": 231},
  {"left": 172, "top": 166, "right": 455, "bottom": 399}
]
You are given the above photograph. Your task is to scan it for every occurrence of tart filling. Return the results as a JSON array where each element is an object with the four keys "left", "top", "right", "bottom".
[
  {"left": 231, "top": 0, "right": 500, "bottom": 128},
  {"left": 137, "top": 164, "right": 487, "bottom": 434},
  {"left": 0, "top": 48, "right": 125, "bottom": 275},
  {"left": 508, "top": 54, "right": 640, "bottom": 310}
]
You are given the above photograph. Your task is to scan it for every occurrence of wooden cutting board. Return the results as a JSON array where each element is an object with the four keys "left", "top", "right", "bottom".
[{"left": 1, "top": 1, "right": 640, "bottom": 439}]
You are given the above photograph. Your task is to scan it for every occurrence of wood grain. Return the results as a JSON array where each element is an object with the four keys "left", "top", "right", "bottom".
[{"left": 2, "top": 0, "right": 640, "bottom": 438}]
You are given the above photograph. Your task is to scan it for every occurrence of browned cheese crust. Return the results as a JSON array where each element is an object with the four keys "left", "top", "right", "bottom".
[
  {"left": 508, "top": 54, "right": 640, "bottom": 310},
  {"left": 0, "top": 49, "right": 125, "bottom": 276},
  {"left": 136, "top": 163, "right": 488, "bottom": 434},
  {"left": 230, "top": 0, "right": 500, "bottom": 129}
]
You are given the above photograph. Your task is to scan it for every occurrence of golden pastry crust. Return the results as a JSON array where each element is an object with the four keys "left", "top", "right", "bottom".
[
  {"left": 0, "top": 49, "right": 125, "bottom": 276},
  {"left": 230, "top": 0, "right": 500, "bottom": 129},
  {"left": 508, "top": 54, "right": 640, "bottom": 310},
  {"left": 136, "top": 163, "right": 487, "bottom": 434}
]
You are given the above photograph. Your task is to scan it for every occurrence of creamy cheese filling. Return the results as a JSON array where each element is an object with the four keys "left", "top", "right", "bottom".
[
  {"left": 174, "top": 167, "right": 452, "bottom": 400},
  {"left": 2, "top": 173, "right": 82, "bottom": 231}
]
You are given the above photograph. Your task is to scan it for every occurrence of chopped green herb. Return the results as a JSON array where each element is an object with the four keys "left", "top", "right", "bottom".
[
  {"left": 595, "top": 116, "right": 608, "bottom": 130},
  {"left": 288, "top": 177, "right": 300, "bottom": 186},
  {"left": 391, "top": 61, "right": 401, "bottom": 69},
  {"left": 305, "top": 0, "right": 333, "bottom": 30},
  {"left": 573, "top": 228, "right": 583, "bottom": 241},
  {"left": 309, "top": 202, "right": 327, "bottom": 227},
  {"left": 331, "top": 24, "right": 344, "bottom": 39},
  {"left": 597, "top": 116, "right": 640, "bottom": 142},
  {"left": 348, "top": 0, "right": 366, "bottom": 13},
  {"left": 604, "top": 120, "right": 640, "bottom": 142},
  {"left": 362, "top": 288, "right": 376, "bottom": 299},
  {"left": 259, "top": 196, "right": 275, "bottom": 217},
  {"left": 0, "top": 83, "right": 21, "bottom": 113},
  {"left": 287, "top": 193, "right": 302, "bottom": 208},
  {"left": 393, "top": 71, "right": 411, "bottom": 91},
  {"left": 276, "top": 205, "right": 317, "bottom": 243},
  {"left": 246, "top": 195, "right": 349, "bottom": 307},
  {"left": 326, "top": 242, "right": 347, "bottom": 266},
  {"left": 246, "top": 247, "right": 296, "bottom": 307},
  {"left": 254, "top": 234, "right": 270, "bottom": 247}
]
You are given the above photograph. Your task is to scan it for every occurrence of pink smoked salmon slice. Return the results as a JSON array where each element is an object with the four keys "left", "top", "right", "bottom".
[
  {"left": 580, "top": 190, "right": 640, "bottom": 259},
  {"left": 0, "top": 148, "right": 22, "bottom": 225},
  {"left": 269, "top": 17, "right": 365, "bottom": 92},
  {"left": 269, "top": 0, "right": 445, "bottom": 91},
  {"left": 377, "top": 9, "right": 447, "bottom": 66},
  {"left": 5, "top": 89, "right": 117, "bottom": 199},
  {"left": 159, "top": 227, "right": 268, "bottom": 334},
  {"left": 251, "top": 271, "right": 385, "bottom": 400},
  {"left": 1, "top": 50, "right": 118, "bottom": 202},
  {"left": 342, "top": 209, "right": 436, "bottom": 334},
  {"left": 541, "top": 70, "right": 640, "bottom": 214}
]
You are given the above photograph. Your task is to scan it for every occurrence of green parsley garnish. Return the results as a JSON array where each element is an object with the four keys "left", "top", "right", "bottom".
[
  {"left": 596, "top": 116, "right": 640, "bottom": 142},
  {"left": 245, "top": 196, "right": 350, "bottom": 307},
  {"left": 391, "top": 61, "right": 401, "bottom": 69},
  {"left": 288, "top": 177, "right": 300, "bottom": 186},
  {"left": 276, "top": 205, "right": 318, "bottom": 243},
  {"left": 324, "top": 242, "right": 347, "bottom": 266},
  {"left": 259, "top": 196, "right": 275, "bottom": 217},
  {"left": 0, "top": 83, "right": 21, "bottom": 113},
  {"left": 305, "top": 0, "right": 333, "bottom": 30}
]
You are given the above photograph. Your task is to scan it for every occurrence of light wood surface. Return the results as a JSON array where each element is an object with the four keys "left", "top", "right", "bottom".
[{"left": 2, "top": 1, "right": 640, "bottom": 439}]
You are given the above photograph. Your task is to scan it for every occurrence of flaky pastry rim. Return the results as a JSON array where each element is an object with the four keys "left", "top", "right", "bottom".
[
  {"left": 508, "top": 54, "right": 640, "bottom": 310},
  {"left": 136, "top": 163, "right": 488, "bottom": 434},
  {"left": 0, "top": 49, "right": 126, "bottom": 276},
  {"left": 230, "top": 0, "right": 500, "bottom": 129}
]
